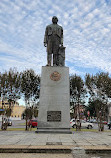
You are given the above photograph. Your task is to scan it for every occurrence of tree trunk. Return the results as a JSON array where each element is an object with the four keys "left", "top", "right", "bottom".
[{"left": 25, "top": 117, "right": 28, "bottom": 130}]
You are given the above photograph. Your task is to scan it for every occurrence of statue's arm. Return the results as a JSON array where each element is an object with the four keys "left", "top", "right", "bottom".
[
  {"left": 44, "top": 27, "right": 48, "bottom": 47},
  {"left": 61, "top": 27, "right": 63, "bottom": 46}
]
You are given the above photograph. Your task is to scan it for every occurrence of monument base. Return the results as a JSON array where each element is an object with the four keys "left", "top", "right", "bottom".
[
  {"left": 37, "top": 66, "right": 71, "bottom": 134},
  {"left": 36, "top": 128, "right": 71, "bottom": 134}
]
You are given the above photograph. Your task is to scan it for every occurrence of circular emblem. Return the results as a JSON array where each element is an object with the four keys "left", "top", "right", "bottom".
[{"left": 50, "top": 71, "right": 61, "bottom": 81}]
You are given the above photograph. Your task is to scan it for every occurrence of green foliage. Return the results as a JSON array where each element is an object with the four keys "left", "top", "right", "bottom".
[
  {"left": 70, "top": 74, "right": 86, "bottom": 120},
  {"left": 85, "top": 101, "right": 96, "bottom": 117},
  {"left": 20, "top": 69, "right": 40, "bottom": 103},
  {"left": 0, "top": 68, "right": 40, "bottom": 131},
  {"left": 25, "top": 108, "right": 33, "bottom": 120},
  {"left": 22, "top": 106, "right": 38, "bottom": 119},
  {"left": 85, "top": 72, "right": 110, "bottom": 131},
  {"left": 70, "top": 74, "right": 86, "bottom": 105},
  {"left": 85, "top": 72, "right": 111, "bottom": 100},
  {"left": 33, "top": 107, "right": 38, "bottom": 118},
  {"left": 0, "top": 110, "right": 5, "bottom": 116},
  {"left": 0, "top": 68, "right": 21, "bottom": 108}
]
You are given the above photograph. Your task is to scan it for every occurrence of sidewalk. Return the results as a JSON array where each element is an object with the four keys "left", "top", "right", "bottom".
[{"left": 0, "top": 131, "right": 111, "bottom": 153}]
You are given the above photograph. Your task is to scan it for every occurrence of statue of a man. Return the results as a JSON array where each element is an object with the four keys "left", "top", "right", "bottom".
[{"left": 44, "top": 16, "right": 63, "bottom": 66}]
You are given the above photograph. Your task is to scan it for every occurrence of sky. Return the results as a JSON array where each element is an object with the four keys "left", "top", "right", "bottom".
[{"left": 0, "top": 0, "right": 111, "bottom": 78}]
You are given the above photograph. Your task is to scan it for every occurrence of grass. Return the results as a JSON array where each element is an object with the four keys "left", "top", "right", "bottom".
[
  {"left": 18, "top": 123, "right": 26, "bottom": 125},
  {"left": 0, "top": 127, "right": 110, "bottom": 132},
  {"left": 71, "top": 128, "right": 111, "bottom": 132},
  {"left": 0, "top": 127, "right": 37, "bottom": 131},
  {"left": 71, "top": 128, "right": 98, "bottom": 132}
]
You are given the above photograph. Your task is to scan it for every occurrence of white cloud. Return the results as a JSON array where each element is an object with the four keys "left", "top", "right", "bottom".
[{"left": 0, "top": 0, "right": 111, "bottom": 77}]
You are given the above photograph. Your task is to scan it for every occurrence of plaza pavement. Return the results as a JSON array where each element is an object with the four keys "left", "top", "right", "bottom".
[{"left": 0, "top": 130, "right": 111, "bottom": 154}]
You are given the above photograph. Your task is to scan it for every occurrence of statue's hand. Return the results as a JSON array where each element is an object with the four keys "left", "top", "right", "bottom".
[
  {"left": 60, "top": 43, "right": 63, "bottom": 47},
  {"left": 44, "top": 43, "right": 47, "bottom": 47}
]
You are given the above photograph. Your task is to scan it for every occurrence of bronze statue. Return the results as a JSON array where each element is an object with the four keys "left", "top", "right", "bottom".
[{"left": 44, "top": 16, "right": 65, "bottom": 66}]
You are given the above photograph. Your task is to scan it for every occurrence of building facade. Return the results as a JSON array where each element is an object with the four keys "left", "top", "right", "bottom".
[
  {"left": 0, "top": 99, "right": 25, "bottom": 118},
  {"left": 11, "top": 105, "right": 25, "bottom": 118}
]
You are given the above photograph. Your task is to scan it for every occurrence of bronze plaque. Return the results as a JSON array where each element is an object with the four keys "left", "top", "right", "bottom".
[
  {"left": 47, "top": 111, "right": 61, "bottom": 122},
  {"left": 50, "top": 71, "right": 61, "bottom": 81}
]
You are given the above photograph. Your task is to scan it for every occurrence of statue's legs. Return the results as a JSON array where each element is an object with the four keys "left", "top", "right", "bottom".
[
  {"left": 53, "top": 54, "right": 58, "bottom": 66},
  {"left": 47, "top": 36, "right": 60, "bottom": 66},
  {"left": 52, "top": 37, "right": 60, "bottom": 66},
  {"left": 47, "top": 53, "right": 52, "bottom": 66}
]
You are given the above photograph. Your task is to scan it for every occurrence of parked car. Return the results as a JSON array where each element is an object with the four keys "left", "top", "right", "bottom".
[
  {"left": 102, "top": 121, "right": 108, "bottom": 125},
  {"left": 2, "top": 118, "right": 12, "bottom": 126},
  {"left": 1, "top": 118, "right": 8, "bottom": 130},
  {"left": 28, "top": 119, "right": 38, "bottom": 128},
  {"left": 70, "top": 119, "right": 94, "bottom": 129},
  {"left": 7, "top": 119, "right": 12, "bottom": 126},
  {"left": 89, "top": 119, "right": 97, "bottom": 123},
  {"left": 70, "top": 119, "right": 76, "bottom": 127},
  {"left": 107, "top": 122, "right": 111, "bottom": 129},
  {"left": 70, "top": 118, "right": 75, "bottom": 124}
]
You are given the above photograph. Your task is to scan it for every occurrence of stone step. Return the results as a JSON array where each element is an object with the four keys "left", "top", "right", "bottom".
[
  {"left": 36, "top": 128, "right": 72, "bottom": 134},
  {"left": 0, "top": 146, "right": 71, "bottom": 153}
]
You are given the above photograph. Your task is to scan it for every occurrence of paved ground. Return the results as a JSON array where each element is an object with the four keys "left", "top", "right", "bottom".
[
  {"left": 0, "top": 131, "right": 111, "bottom": 146},
  {"left": 0, "top": 131, "right": 111, "bottom": 158},
  {"left": 0, "top": 131, "right": 111, "bottom": 157}
]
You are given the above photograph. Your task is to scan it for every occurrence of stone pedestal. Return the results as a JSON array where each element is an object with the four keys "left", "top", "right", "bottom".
[{"left": 36, "top": 66, "right": 71, "bottom": 133}]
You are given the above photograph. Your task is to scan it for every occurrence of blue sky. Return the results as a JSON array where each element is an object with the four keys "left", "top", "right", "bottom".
[{"left": 0, "top": 0, "right": 111, "bottom": 78}]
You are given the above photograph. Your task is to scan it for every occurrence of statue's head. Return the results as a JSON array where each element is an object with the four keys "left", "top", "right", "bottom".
[{"left": 52, "top": 16, "right": 58, "bottom": 24}]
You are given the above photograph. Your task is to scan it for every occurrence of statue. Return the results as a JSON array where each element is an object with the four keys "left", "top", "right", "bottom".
[{"left": 44, "top": 16, "right": 65, "bottom": 66}]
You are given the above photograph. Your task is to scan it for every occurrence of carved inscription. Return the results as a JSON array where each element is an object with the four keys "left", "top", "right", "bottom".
[{"left": 47, "top": 111, "right": 61, "bottom": 122}]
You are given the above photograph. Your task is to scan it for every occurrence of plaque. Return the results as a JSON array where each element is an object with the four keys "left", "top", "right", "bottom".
[
  {"left": 47, "top": 111, "right": 61, "bottom": 122},
  {"left": 50, "top": 71, "right": 61, "bottom": 81}
]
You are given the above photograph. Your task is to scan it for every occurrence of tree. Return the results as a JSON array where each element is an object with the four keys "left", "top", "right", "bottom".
[
  {"left": 0, "top": 68, "right": 21, "bottom": 108},
  {"left": 5, "top": 108, "right": 12, "bottom": 118},
  {"left": 70, "top": 74, "right": 86, "bottom": 130},
  {"left": 0, "top": 71, "right": 8, "bottom": 129},
  {"left": 0, "top": 68, "right": 21, "bottom": 130},
  {"left": 33, "top": 107, "right": 38, "bottom": 118},
  {"left": 22, "top": 106, "right": 38, "bottom": 120},
  {"left": 23, "top": 107, "right": 33, "bottom": 120},
  {"left": 0, "top": 72, "right": 1, "bottom": 101},
  {"left": 85, "top": 72, "right": 110, "bottom": 131},
  {"left": 6, "top": 68, "right": 21, "bottom": 108},
  {"left": 85, "top": 101, "right": 96, "bottom": 118},
  {"left": 20, "top": 69, "right": 40, "bottom": 130}
]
